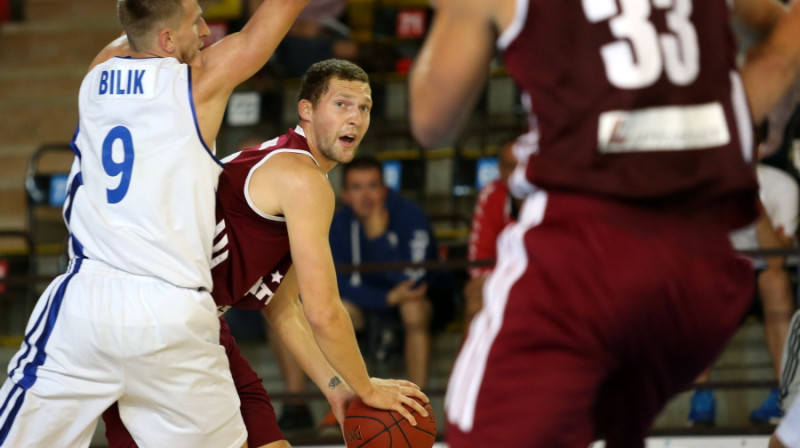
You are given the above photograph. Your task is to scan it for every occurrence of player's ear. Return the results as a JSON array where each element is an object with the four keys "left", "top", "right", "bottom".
[
  {"left": 298, "top": 99, "right": 313, "bottom": 122},
  {"left": 158, "top": 28, "right": 175, "bottom": 54}
]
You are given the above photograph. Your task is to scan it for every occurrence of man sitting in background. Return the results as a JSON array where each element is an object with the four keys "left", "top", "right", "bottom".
[
  {"left": 690, "top": 99, "right": 800, "bottom": 427},
  {"left": 331, "top": 156, "right": 448, "bottom": 389}
]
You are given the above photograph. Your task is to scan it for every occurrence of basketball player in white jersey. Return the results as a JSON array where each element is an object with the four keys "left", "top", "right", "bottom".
[
  {"left": 410, "top": 0, "right": 800, "bottom": 447},
  {"left": 101, "top": 59, "right": 431, "bottom": 448},
  {"left": 0, "top": 0, "right": 311, "bottom": 446}
]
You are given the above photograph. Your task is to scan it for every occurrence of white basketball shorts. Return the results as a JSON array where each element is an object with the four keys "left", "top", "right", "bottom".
[{"left": 0, "top": 258, "right": 247, "bottom": 447}]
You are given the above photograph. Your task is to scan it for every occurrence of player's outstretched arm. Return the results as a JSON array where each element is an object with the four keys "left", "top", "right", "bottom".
[
  {"left": 252, "top": 154, "right": 429, "bottom": 425},
  {"left": 737, "top": 0, "right": 800, "bottom": 123},
  {"left": 194, "top": 0, "right": 309, "bottom": 97},
  {"left": 409, "top": 0, "right": 496, "bottom": 148}
]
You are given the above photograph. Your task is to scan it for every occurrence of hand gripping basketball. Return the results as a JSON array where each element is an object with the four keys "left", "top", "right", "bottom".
[{"left": 344, "top": 396, "right": 437, "bottom": 448}]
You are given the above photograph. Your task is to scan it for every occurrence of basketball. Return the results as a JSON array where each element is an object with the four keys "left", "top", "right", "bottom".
[{"left": 343, "top": 396, "right": 437, "bottom": 448}]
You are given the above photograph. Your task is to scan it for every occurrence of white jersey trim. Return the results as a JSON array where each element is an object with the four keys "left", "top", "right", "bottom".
[
  {"left": 730, "top": 71, "right": 753, "bottom": 162},
  {"left": 186, "top": 65, "right": 224, "bottom": 168},
  {"left": 243, "top": 143, "right": 320, "bottom": 222},
  {"left": 497, "top": 0, "right": 528, "bottom": 51},
  {"left": 446, "top": 189, "right": 547, "bottom": 432}
]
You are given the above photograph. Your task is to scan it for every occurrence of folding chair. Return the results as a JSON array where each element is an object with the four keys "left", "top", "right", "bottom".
[
  {"left": 0, "top": 230, "right": 36, "bottom": 345},
  {"left": 24, "top": 143, "right": 74, "bottom": 272}
]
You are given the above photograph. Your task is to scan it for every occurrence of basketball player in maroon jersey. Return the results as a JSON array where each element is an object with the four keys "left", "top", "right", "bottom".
[
  {"left": 410, "top": 0, "right": 800, "bottom": 446},
  {"left": 212, "top": 57, "right": 427, "bottom": 434},
  {"left": 102, "top": 59, "right": 429, "bottom": 448}
]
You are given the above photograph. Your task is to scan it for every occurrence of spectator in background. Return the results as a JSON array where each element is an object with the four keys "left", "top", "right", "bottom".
[
  {"left": 463, "top": 137, "right": 521, "bottom": 339},
  {"left": 750, "top": 164, "right": 800, "bottom": 424},
  {"left": 689, "top": 93, "right": 800, "bottom": 428},
  {"left": 690, "top": 161, "right": 800, "bottom": 426},
  {"left": 331, "top": 156, "right": 447, "bottom": 390}
]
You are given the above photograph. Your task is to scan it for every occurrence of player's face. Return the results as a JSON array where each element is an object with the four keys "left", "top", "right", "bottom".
[
  {"left": 342, "top": 168, "right": 387, "bottom": 219},
  {"left": 311, "top": 78, "right": 372, "bottom": 165},
  {"left": 173, "top": 0, "right": 209, "bottom": 63}
]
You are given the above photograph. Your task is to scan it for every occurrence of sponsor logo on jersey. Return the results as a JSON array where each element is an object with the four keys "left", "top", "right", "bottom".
[{"left": 597, "top": 102, "right": 730, "bottom": 153}]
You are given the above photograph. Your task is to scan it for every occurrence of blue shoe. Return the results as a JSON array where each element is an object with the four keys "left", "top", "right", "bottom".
[
  {"left": 750, "top": 388, "right": 783, "bottom": 425},
  {"left": 688, "top": 389, "right": 716, "bottom": 427}
]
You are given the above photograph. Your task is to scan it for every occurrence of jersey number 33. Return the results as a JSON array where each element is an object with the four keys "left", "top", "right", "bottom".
[{"left": 583, "top": 0, "right": 699, "bottom": 89}]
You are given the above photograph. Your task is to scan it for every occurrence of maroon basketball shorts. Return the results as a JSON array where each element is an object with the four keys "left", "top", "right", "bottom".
[
  {"left": 102, "top": 317, "right": 283, "bottom": 447},
  {"left": 446, "top": 190, "right": 754, "bottom": 448}
]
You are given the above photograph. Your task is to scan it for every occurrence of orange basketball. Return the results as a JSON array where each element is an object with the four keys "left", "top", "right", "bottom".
[{"left": 343, "top": 396, "right": 437, "bottom": 448}]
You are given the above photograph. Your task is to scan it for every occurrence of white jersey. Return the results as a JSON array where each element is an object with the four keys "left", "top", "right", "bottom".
[{"left": 66, "top": 57, "right": 223, "bottom": 289}]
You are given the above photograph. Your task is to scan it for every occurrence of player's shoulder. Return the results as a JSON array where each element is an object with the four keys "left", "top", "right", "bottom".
[{"left": 258, "top": 151, "right": 332, "bottom": 204}]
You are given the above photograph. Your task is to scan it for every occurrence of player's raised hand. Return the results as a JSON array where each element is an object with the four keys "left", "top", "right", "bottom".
[{"left": 361, "top": 378, "right": 430, "bottom": 426}]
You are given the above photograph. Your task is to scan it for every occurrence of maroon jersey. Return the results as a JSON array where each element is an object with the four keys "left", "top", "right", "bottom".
[
  {"left": 502, "top": 0, "right": 758, "bottom": 229},
  {"left": 212, "top": 127, "right": 316, "bottom": 310}
]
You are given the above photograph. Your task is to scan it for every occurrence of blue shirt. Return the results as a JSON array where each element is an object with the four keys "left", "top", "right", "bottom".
[{"left": 329, "top": 190, "right": 440, "bottom": 312}]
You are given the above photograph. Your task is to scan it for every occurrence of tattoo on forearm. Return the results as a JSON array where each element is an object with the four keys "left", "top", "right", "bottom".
[{"left": 328, "top": 376, "right": 342, "bottom": 389}]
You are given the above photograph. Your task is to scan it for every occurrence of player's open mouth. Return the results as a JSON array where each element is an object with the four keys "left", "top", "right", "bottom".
[{"left": 340, "top": 135, "right": 356, "bottom": 145}]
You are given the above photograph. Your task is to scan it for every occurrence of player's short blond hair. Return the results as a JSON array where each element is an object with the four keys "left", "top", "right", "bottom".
[{"left": 117, "top": 0, "right": 183, "bottom": 51}]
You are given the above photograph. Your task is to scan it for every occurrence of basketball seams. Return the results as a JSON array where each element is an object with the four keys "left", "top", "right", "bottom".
[
  {"left": 344, "top": 398, "right": 436, "bottom": 448},
  {"left": 408, "top": 425, "right": 437, "bottom": 437},
  {"left": 345, "top": 415, "right": 391, "bottom": 429},
  {"left": 345, "top": 415, "right": 391, "bottom": 447},
  {"left": 389, "top": 410, "right": 412, "bottom": 447}
]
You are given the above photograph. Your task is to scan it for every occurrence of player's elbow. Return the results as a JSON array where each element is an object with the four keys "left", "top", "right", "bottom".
[
  {"left": 410, "top": 108, "right": 450, "bottom": 149},
  {"left": 304, "top": 302, "right": 350, "bottom": 333}
]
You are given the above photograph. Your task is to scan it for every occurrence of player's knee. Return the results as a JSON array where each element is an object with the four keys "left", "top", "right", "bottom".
[{"left": 400, "top": 300, "right": 432, "bottom": 329}]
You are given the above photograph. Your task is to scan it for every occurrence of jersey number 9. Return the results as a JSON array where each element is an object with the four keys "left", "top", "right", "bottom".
[{"left": 102, "top": 126, "right": 134, "bottom": 204}]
